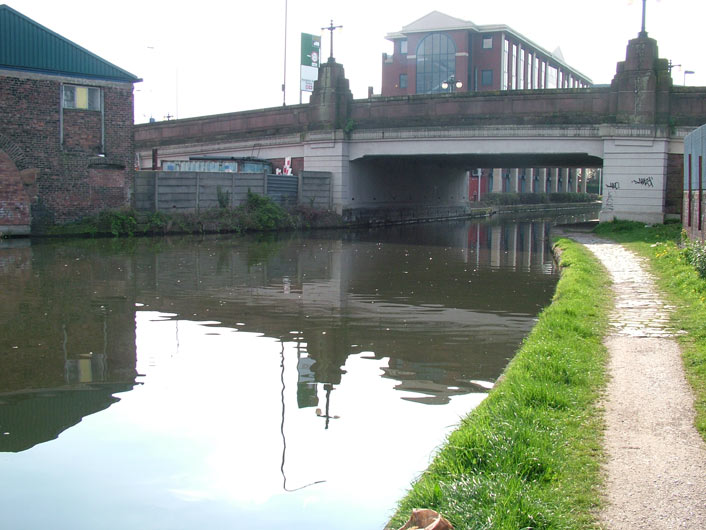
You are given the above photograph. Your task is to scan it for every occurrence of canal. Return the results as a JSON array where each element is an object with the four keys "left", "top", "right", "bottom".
[{"left": 0, "top": 214, "right": 586, "bottom": 529}]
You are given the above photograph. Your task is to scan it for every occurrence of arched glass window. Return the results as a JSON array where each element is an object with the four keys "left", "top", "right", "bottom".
[{"left": 416, "top": 33, "right": 456, "bottom": 94}]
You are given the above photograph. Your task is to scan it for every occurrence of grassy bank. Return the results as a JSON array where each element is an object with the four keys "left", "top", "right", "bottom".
[
  {"left": 388, "top": 239, "right": 611, "bottom": 529},
  {"left": 594, "top": 221, "right": 706, "bottom": 439},
  {"left": 42, "top": 192, "right": 342, "bottom": 237}
]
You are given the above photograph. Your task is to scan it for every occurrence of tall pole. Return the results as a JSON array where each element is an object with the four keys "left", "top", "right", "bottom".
[
  {"left": 282, "top": 0, "right": 288, "bottom": 106},
  {"left": 640, "top": 0, "right": 648, "bottom": 37}
]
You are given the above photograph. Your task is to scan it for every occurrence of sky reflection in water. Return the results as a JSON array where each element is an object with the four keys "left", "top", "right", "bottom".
[{"left": 0, "top": 218, "right": 567, "bottom": 529}]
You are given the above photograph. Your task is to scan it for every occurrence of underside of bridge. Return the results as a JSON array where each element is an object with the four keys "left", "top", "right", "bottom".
[
  {"left": 348, "top": 153, "right": 603, "bottom": 210},
  {"left": 355, "top": 153, "right": 604, "bottom": 168}
]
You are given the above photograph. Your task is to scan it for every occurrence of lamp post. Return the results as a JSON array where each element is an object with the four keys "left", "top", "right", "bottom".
[
  {"left": 441, "top": 76, "right": 463, "bottom": 93},
  {"left": 684, "top": 70, "right": 695, "bottom": 86}
]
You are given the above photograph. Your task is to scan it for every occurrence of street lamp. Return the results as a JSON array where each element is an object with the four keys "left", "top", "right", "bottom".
[
  {"left": 684, "top": 70, "right": 695, "bottom": 86},
  {"left": 441, "top": 76, "right": 463, "bottom": 92}
]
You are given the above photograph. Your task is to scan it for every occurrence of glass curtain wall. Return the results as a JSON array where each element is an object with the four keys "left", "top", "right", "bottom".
[{"left": 416, "top": 33, "right": 457, "bottom": 94}]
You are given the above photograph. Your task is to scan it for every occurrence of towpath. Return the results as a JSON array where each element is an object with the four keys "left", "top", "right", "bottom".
[{"left": 566, "top": 233, "right": 706, "bottom": 529}]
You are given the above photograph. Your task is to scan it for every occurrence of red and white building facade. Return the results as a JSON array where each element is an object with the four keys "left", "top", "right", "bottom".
[{"left": 382, "top": 11, "right": 591, "bottom": 96}]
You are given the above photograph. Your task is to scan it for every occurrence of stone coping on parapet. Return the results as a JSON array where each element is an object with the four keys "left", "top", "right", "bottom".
[{"left": 349, "top": 124, "right": 680, "bottom": 141}]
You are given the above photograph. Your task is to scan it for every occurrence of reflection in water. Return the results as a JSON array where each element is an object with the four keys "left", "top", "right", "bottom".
[
  {"left": 0, "top": 384, "right": 134, "bottom": 452},
  {"left": 0, "top": 216, "right": 577, "bottom": 529}
]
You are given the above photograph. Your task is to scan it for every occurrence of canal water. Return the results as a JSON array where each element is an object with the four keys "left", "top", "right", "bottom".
[{"left": 0, "top": 215, "right": 577, "bottom": 529}]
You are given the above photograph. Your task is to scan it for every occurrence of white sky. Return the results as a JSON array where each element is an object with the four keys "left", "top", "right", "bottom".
[{"left": 7, "top": 0, "right": 705, "bottom": 123}]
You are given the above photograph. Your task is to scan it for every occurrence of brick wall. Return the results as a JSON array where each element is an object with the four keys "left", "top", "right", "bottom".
[
  {"left": 0, "top": 71, "right": 135, "bottom": 230},
  {"left": 0, "top": 149, "right": 31, "bottom": 231},
  {"left": 63, "top": 109, "right": 102, "bottom": 153}
]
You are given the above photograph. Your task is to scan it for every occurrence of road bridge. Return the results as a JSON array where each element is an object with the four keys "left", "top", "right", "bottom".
[{"left": 135, "top": 33, "right": 706, "bottom": 224}]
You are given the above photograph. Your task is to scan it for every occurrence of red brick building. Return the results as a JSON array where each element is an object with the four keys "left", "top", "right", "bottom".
[
  {"left": 0, "top": 5, "right": 139, "bottom": 234},
  {"left": 382, "top": 11, "right": 591, "bottom": 97}
]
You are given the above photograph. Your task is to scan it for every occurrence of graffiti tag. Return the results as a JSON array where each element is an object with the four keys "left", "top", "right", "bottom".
[
  {"left": 604, "top": 191, "right": 615, "bottom": 212},
  {"left": 632, "top": 177, "right": 654, "bottom": 188},
  {"left": 606, "top": 182, "right": 620, "bottom": 190}
]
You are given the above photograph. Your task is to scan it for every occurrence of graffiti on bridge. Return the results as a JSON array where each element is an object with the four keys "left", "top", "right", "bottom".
[{"left": 632, "top": 177, "right": 654, "bottom": 188}]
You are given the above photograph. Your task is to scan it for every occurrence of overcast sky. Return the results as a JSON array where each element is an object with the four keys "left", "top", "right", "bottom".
[{"left": 8, "top": 0, "right": 705, "bottom": 123}]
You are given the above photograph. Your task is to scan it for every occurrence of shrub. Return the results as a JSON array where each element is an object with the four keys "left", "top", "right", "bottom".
[
  {"left": 96, "top": 209, "right": 138, "bottom": 237},
  {"left": 216, "top": 186, "right": 231, "bottom": 209},
  {"left": 244, "top": 191, "right": 292, "bottom": 230},
  {"left": 682, "top": 238, "right": 706, "bottom": 279}
]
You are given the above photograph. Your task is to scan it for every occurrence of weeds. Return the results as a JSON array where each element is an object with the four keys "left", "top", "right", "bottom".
[
  {"left": 216, "top": 186, "right": 231, "bottom": 209},
  {"left": 680, "top": 230, "right": 706, "bottom": 279}
]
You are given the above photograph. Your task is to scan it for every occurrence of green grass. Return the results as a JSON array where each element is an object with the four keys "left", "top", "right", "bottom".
[
  {"left": 388, "top": 239, "right": 610, "bottom": 530},
  {"left": 595, "top": 220, "right": 706, "bottom": 439}
]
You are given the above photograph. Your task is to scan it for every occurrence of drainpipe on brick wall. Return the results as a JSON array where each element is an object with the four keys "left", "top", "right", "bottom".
[{"left": 100, "top": 90, "right": 105, "bottom": 153}]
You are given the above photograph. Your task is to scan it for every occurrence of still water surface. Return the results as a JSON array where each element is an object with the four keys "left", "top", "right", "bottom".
[{"left": 0, "top": 218, "right": 563, "bottom": 529}]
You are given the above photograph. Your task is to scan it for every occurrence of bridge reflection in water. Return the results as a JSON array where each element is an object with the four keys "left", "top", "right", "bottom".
[{"left": 0, "top": 216, "right": 572, "bottom": 529}]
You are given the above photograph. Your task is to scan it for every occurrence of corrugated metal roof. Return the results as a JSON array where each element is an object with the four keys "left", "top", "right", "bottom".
[{"left": 0, "top": 4, "right": 140, "bottom": 83}]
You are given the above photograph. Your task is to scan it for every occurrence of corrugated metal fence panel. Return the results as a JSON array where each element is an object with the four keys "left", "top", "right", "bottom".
[{"left": 266, "top": 174, "right": 298, "bottom": 206}]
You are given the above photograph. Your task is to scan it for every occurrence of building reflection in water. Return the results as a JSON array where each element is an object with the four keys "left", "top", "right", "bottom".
[
  {"left": 0, "top": 217, "right": 561, "bottom": 454},
  {"left": 0, "top": 241, "right": 137, "bottom": 452}
]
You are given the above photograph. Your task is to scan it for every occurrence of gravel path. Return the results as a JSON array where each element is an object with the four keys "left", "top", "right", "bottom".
[{"left": 567, "top": 233, "right": 706, "bottom": 529}]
